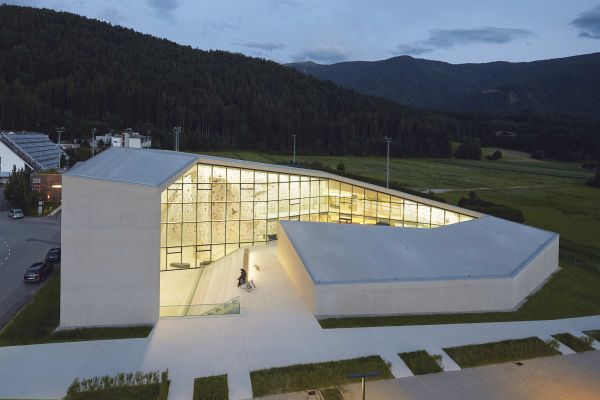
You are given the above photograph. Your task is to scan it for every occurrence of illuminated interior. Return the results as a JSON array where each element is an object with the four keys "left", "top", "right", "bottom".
[{"left": 160, "top": 163, "right": 474, "bottom": 270}]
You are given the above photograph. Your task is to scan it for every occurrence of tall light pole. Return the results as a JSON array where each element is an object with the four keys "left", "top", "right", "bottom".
[
  {"left": 173, "top": 126, "right": 181, "bottom": 152},
  {"left": 91, "top": 128, "right": 97, "bottom": 157},
  {"left": 384, "top": 136, "right": 392, "bottom": 188},
  {"left": 56, "top": 127, "right": 65, "bottom": 169},
  {"left": 292, "top": 134, "right": 296, "bottom": 165}
]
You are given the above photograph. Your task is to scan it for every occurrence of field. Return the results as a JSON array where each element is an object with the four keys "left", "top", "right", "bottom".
[{"left": 199, "top": 150, "right": 600, "bottom": 327}]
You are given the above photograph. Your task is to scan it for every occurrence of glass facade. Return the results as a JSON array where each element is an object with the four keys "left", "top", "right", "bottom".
[{"left": 160, "top": 163, "right": 474, "bottom": 271}]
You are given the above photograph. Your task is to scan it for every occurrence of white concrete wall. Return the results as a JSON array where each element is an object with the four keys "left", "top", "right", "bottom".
[
  {"left": 276, "top": 225, "right": 316, "bottom": 313},
  {"left": 277, "top": 227, "right": 560, "bottom": 317},
  {"left": 0, "top": 142, "right": 28, "bottom": 173},
  {"left": 60, "top": 175, "right": 161, "bottom": 328}
]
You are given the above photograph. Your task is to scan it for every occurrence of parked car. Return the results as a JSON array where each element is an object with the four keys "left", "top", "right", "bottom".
[
  {"left": 45, "top": 248, "right": 61, "bottom": 264},
  {"left": 7, "top": 208, "right": 24, "bottom": 219},
  {"left": 23, "top": 262, "right": 53, "bottom": 283}
]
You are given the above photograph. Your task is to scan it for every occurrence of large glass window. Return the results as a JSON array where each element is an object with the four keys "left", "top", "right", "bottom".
[{"left": 160, "top": 163, "right": 474, "bottom": 269}]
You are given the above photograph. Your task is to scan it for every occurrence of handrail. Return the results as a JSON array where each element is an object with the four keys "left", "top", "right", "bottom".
[{"left": 159, "top": 296, "right": 240, "bottom": 318}]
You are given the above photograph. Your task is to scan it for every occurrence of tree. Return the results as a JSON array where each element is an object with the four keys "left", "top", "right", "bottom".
[
  {"left": 454, "top": 141, "right": 482, "bottom": 160},
  {"left": 587, "top": 172, "right": 600, "bottom": 188},
  {"left": 336, "top": 163, "right": 346, "bottom": 172},
  {"left": 486, "top": 150, "right": 502, "bottom": 160},
  {"left": 3, "top": 168, "right": 39, "bottom": 215}
]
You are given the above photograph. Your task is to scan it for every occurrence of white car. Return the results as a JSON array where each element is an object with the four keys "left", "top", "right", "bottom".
[{"left": 7, "top": 208, "right": 24, "bottom": 219}]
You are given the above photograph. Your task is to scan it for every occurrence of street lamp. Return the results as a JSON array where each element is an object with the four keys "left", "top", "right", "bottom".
[
  {"left": 347, "top": 371, "right": 381, "bottom": 400},
  {"left": 173, "top": 126, "right": 181, "bottom": 152},
  {"left": 384, "top": 136, "right": 392, "bottom": 188},
  {"left": 91, "top": 128, "right": 97, "bottom": 157},
  {"left": 292, "top": 135, "right": 296, "bottom": 165},
  {"left": 56, "top": 127, "right": 65, "bottom": 169}
]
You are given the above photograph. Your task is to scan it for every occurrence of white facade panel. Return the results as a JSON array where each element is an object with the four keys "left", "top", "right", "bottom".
[
  {"left": 60, "top": 175, "right": 161, "bottom": 328},
  {"left": 0, "top": 141, "right": 29, "bottom": 173}
]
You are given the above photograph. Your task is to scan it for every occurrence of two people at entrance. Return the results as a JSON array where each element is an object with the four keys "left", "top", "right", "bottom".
[{"left": 237, "top": 268, "right": 247, "bottom": 287}]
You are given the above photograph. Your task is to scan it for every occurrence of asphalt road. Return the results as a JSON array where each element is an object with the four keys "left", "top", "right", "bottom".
[{"left": 0, "top": 190, "right": 61, "bottom": 330}]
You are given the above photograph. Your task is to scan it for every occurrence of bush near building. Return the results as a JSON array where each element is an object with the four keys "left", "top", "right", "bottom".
[
  {"left": 63, "top": 371, "right": 169, "bottom": 400},
  {"left": 458, "top": 191, "right": 525, "bottom": 223},
  {"left": 486, "top": 150, "right": 503, "bottom": 160}
]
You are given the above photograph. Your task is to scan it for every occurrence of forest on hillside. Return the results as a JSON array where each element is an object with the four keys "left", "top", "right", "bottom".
[{"left": 0, "top": 5, "right": 599, "bottom": 162}]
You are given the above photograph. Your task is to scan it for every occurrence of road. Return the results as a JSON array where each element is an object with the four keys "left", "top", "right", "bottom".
[{"left": 0, "top": 190, "right": 61, "bottom": 330}]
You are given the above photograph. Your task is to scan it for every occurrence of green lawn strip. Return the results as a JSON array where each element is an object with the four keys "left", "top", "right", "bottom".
[
  {"left": 0, "top": 273, "right": 152, "bottom": 347},
  {"left": 584, "top": 330, "right": 600, "bottom": 342},
  {"left": 320, "top": 388, "right": 344, "bottom": 400},
  {"left": 250, "top": 356, "right": 393, "bottom": 397},
  {"left": 320, "top": 263, "right": 600, "bottom": 328},
  {"left": 435, "top": 159, "right": 592, "bottom": 180},
  {"left": 443, "top": 337, "right": 560, "bottom": 368},
  {"left": 64, "top": 371, "right": 169, "bottom": 400},
  {"left": 64, "top": 384, "right": 161, "bottom": 400},
  {"left": 398, "top": 351, "right": 443, "bottom": 375},
  {"left": 193, "top": 374, "right": 228, "bottom": 400},
  {"left": 552, "top": 333, "right": 595, "bottom": 352}
]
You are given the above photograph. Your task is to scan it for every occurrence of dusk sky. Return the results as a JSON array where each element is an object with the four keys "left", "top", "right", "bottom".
[{"left": 6, "top": 0, "right": 600, "bottom": 64}]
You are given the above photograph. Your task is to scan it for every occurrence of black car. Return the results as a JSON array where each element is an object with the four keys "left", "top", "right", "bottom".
[
  {"left": 23, "top": 262, "right": 53, "bottom": 283},
  {"left": 45, "top": 248, "right": 61, "bottom": 264}
]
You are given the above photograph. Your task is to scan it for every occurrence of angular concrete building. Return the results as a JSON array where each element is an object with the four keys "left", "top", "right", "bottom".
[{"left": 60, "top": 148, "right": 559, "bottom": 328}]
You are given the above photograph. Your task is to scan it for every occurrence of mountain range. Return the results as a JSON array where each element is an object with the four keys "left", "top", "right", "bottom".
[{"left": 287, "top": 53, "right": 600, "bottom": 116}]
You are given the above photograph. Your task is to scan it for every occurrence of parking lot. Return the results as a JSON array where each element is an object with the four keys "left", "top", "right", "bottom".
[{"left": 0, "top": 190, "right": 61, "bottom": 330}]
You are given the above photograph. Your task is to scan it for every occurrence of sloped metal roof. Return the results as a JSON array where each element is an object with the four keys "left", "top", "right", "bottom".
[
  {"left": 0, "top": 132, "right": 65, "bottom": 171},
  {"left": 279, "top": 217, "right": 558, "bottom": 284},
  {"left": 65, "top": 147, "right": 198, "bottom": 187}
]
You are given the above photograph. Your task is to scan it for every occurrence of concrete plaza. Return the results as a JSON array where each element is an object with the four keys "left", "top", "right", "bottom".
[{"left": 0, "top": 243, "right": 599, "bottom": 399}]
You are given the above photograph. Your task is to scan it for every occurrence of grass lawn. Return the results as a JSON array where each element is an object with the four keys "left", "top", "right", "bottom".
[
  {"left": 63, "top": 384, "right": 162, "bottom": 400},
  {"left": 584, "top": 330, "right": 600, "bottom": 342},
  {"left": 249, "top": 356, "right": 393, "bottom": 397},
  {"left": 552, "top": 333, "right": 595, "bottom": 352},
  {"left": 193, "top": 375, "right": 228, "bottom": 400},
  {"left": 398, "top": 351, "right": 443, "bottom": 375},
  {"left": 0, "top": 273, "right": 153, "bottom": 347},
  {"left": 443, "top": 337, "right": 560, "bottom": 368},
  {"left": 64, "top": 371, "right": 169, "bottom": 400}
]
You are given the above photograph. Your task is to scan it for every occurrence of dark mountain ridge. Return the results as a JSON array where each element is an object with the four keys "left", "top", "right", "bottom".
[{"left": 286, "top": 53, "right": 600, "bottom": 116}]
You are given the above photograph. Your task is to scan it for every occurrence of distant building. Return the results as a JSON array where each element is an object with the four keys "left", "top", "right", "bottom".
[
  {"left": 95, "top": 129, "right": 151, "bottom": 149},
  {"left": 0, "top": 131, "right": 67, "bottom": 179},
  {"left": 31, "top": 172, "right": 62, "bottom": 204},
  {"left": 494, "top": 130, "right": 518, "bottom": 138}
]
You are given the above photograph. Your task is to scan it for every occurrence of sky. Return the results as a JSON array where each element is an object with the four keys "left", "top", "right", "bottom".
[{"left": 4, "top": 0, "right": 600, "bottom": 64}]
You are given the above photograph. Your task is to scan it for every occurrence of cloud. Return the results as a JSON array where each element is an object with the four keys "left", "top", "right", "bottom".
[
  {"left": 571, "top": 4, "right": 600, "bottom": 39},
  {"left": 293, "top": 45, "right": 348, "bottom": 64},
  {"left": 393, "top": 44, "right": 433, "bottom": 56},
  {"left": 240, "top": 41, "right": 285, "bottom": 51},
  {"left": 146, "top": 0, "right": 182, "bottom": 20},
  {"left": 423, "top": 27, "right": 533, "bottom": 48}
]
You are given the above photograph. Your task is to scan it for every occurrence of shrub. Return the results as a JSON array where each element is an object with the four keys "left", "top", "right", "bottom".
[
  {"left": 193, "top": 374, "right": 228, "bottom": 400},
  {"left": 336, "top": 162, "right": 346, "bottom": 172},
  {"left": 552, "top": 333, "right": 594, "bottom": 352},
  {"left": 586, "top": 172, "right": 600, "bottom": 188},
  {"left": 398, "top": 351, "right": 443, "bottom": 375},
  {"left": 486, "top": 150, "right": 502, "bottom": 160},
  {"left": 63, "top": 370, "right": 169, "bottom": 400},
  {"left": 454, "top": 143, "right": 481, "bottom": 160},
  {"left": 457, "top": 191, "right": 525, "bottom": 222}
]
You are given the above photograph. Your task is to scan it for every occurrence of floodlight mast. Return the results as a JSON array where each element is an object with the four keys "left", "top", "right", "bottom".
[
  {"left": 173, "top": 126, "right": 182, "bottom": 152},
  {"left": 384, "top": 136, "right": 392, "bottom": 188},
  {"left": 56, "top": 127, "right": 65, "bottom": 168}
]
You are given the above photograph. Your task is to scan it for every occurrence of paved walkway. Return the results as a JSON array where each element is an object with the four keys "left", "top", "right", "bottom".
[{"left": 0, "top": 243, "right": 599, "bottom": 399}]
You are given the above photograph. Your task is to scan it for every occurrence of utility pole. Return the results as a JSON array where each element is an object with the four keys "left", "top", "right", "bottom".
[
  {"left": 292, "top": 134, "right": 296, "bottom": 165},
  {"left": 91, "top": 128, "right": 97, "bottom": 157},
  {"left": 56, "top": 127, "right": 65, "bottom": 168},
  {"left": 384, "top": 136, "right": 392, "bottom": 188},
  {"left": 173, "top": 126, "right": 181, "bottom": 152}
]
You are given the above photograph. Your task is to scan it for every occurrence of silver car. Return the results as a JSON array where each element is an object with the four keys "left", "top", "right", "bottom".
[{"left": 7, "top": 208, "right": 24, "bottom": 219}]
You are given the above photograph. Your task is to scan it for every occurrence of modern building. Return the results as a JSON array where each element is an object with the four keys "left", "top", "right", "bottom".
[
  {"left": 31, "top": 172, "right": 62, "bottom": 204},
  {"left": 0, "top": 131, "right": 66, "bottom": 176},
  {"left": 60, "top": 147, "right": 559, "bottom": 328}
]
